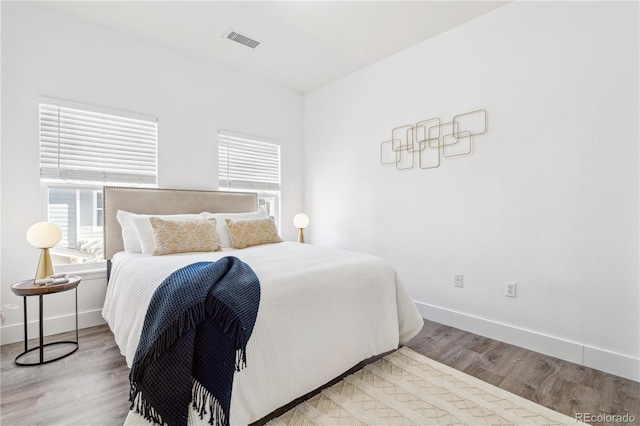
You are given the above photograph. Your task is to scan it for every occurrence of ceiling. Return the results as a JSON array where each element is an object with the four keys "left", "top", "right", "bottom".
[{"left": 34, "top": 1, "right": 508, "bottom": 93}]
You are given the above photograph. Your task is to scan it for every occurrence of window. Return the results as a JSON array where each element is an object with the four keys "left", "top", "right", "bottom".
[
  {"left": 93, "top": 190, "right": 103, "bottom": 230},
  {"left": 218, "top": 130, "right": 281, "bottom": 226},
  {"left": 46, "top": 185, "right": 105, "bottom": 264},
  {"left": 38, "top": 98, "right": 157, "bottom": 268}
]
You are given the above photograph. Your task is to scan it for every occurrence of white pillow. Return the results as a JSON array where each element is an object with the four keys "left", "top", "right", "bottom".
[
  {"left": 200, "top": 211, "right": 267, "bottom": 248},
  {"left": 130, "top": 213, "right": 202, "bottom": 255},
  {"left": 116, "top": 210, "right": 142, "bottom": 253}
]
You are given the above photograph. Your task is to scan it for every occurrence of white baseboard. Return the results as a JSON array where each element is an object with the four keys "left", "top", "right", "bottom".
[
  {"left": 415, "top": 301, "right": 639, "bottom": 382},
  {"left": 0, "top": 309, "right": 106, "bottom": 346}
]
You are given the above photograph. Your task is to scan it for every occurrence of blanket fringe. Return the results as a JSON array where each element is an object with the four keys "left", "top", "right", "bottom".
[
  {"left": 129, "top": 380, "right": 228, "bottom": 426},
  {"left": 206, "top": 296, "right": 248, "bottom": 371},
  {"left": 130, "top": 386, "right": 166, "bottom": 426},
  {"left": 191, "top": 378, "right": 227, "bottom": 426}
]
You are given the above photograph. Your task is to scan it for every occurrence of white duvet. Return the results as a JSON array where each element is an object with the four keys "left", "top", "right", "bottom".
[{"left": 102, "top": 242, "right": 423, "bottom": 425}]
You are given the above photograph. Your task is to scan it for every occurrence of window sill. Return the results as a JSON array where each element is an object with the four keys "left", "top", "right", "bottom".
[{"left": 54, "top": 262, "right": 107, "bottom": 280}]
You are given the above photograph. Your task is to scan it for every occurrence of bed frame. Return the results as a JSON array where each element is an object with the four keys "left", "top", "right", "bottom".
[{"left": 103, "top": 186, "right": 258, "bottom": 275}]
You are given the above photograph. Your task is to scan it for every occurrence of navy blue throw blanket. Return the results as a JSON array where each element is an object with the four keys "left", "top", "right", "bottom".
[{"left": 129, "top": 257, "right": 260, "bottom": 426}]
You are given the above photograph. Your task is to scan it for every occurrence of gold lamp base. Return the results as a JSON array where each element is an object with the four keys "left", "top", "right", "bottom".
[
  {"left": 297, "top": 228, "right": 305, "bottom": 244},
  {"left": 34, "top": 248, "right": 55, "bottom": 281}
]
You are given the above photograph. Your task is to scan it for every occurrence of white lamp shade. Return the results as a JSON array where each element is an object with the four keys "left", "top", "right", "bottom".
[
  {"left": 26, "top": 222, "right": 62, "bottom": 248},
  {"left": 293, "top": 213, "right": 309, "bottom": 229}
]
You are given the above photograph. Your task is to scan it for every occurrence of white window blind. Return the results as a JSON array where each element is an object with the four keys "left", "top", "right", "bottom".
[
  {"left": 39, "top": 98, "right": 157, "bottom": 184},
  {"left": 218, "top": 130, "right": 280, "bottom": 191}
]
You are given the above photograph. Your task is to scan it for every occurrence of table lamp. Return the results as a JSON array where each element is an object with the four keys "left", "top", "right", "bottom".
[
  {"left": 26, "top": 221, "right": 62, "bottom": 281},
  {"left": 293, "top": 213, "right": 309, "bottom": 243}
]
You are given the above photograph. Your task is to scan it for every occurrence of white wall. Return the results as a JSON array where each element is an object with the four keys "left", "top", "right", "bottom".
[
  {"left": 304, "top": 2, "right": 639, "bottom": 379},
  {"left": 0, "top": 2, "right": 304, "bottom": 344}
]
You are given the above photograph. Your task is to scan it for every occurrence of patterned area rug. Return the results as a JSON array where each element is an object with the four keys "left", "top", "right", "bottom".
[{"left": 268, "top": 346, "right": 576, "bottom": 425}]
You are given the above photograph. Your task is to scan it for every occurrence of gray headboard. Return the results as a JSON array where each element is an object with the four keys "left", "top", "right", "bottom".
[{"left": 103, "top": 186, "right": 258, "bottom": 260}]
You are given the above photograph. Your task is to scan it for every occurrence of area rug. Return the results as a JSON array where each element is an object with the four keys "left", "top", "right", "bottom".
[{"left": 268, "top": 346, "right": 576, "bottom": 425}]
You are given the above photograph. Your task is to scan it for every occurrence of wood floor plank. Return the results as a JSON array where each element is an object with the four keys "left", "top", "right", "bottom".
[
  {"left": 406, "top": 321, "right": 640, "bottom": 425},
  {"left": 462, "top": 363, "right": 506, "bottom": 388}
]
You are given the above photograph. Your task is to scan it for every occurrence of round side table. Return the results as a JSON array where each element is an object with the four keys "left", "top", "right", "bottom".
[{"left": 10, "top": 275, "right": 81, "bottom": 366}]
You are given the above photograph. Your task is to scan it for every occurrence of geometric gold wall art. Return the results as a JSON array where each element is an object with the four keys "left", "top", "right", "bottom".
[{"left": 380, "top": 109, "right": 487, "bottom": 170}]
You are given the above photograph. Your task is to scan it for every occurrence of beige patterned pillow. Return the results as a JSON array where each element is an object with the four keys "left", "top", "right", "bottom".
[
  {"left": 226, "top": 217, "right": 283, "bottom": 249},
  {"left": 150, "top": 217, "right": 221, "bottom": 256}
]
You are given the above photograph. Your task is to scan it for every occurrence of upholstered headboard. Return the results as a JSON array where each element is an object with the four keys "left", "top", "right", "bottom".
[{"left": 103, "top": 186, "right": 258, "bottom": 260}]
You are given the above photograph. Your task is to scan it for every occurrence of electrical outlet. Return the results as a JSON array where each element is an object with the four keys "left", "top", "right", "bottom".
[
  {"left": 505, "top": 282, "right": 516, "bottom": 297},
  {"left": 455, "top": 274, "right": 463, "bottom": 288}
]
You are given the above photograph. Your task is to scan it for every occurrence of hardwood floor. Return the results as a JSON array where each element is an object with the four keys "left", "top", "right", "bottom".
[
  {"left": 1, "top": 326, "right": 130, "bottom": 426},
  {"left": 406, "top": 321, "right": 640, "bottom": 426},
  {"left": 1, "top": 320, "right": 638, "bottom": 425}
]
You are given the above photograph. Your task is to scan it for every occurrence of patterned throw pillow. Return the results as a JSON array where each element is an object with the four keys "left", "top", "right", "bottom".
[
  {"left": 200, "top": 211, "right": 268, "bottom": 248},
  {"left": 226, "top": 217, "right": 283, "bottom": 249},
  {"left": 150, "top": 217, "right": 221, "bottom": 256}
]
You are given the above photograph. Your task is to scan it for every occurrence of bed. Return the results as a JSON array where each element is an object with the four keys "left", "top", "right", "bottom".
[{"left": 101, "top": 186, "right": 424, "bottom": 425}]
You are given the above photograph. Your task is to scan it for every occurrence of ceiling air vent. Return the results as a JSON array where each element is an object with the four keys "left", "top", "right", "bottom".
[{"left": 223, "top": 29, "right": 262, "bottom": 49}]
